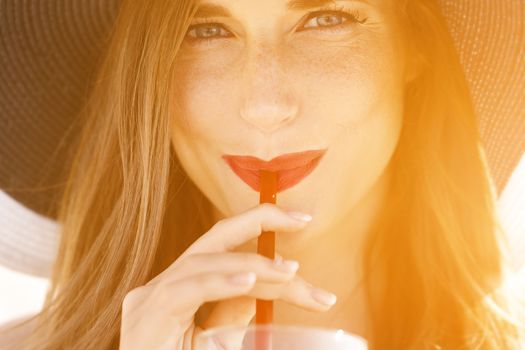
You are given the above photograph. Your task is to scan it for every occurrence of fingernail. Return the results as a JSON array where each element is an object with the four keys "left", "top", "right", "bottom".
[
  {"left": 228, "top": 272, "right": 257, "bottom": 286},
  {"left": 311, "top": 288, "right": 337, "bottom": 306},
  {"left": 272, "top": 258, "right": 299, "bottom": 273},
  {"left": 286, "top": 211, "right": 312, "bottom": 222}
]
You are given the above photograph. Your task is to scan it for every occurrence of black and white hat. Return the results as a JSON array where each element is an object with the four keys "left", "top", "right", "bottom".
[{"left": 0, "top": 0, "right": 524, "bottom": 277}]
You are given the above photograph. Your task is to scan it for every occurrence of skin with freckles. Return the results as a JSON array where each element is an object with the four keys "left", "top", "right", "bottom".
[
  {"left": 10, "top": 0, "right": 522, "bottom": 348},
  {"left": 169, "top": 0, "right": 413, "bottom": 337}
]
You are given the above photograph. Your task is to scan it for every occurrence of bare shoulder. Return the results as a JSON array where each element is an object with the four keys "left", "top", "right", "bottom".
[{"left": 0, "top": 314, "right": 38, "bottom": 349}]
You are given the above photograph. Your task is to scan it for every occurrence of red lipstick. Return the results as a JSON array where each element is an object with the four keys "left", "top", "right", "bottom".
[{"left": 222, "top": 149, "right": 326, "bottom": 192}]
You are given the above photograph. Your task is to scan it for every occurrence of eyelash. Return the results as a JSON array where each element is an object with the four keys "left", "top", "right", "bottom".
[{"left": 185, "top": 4, "right": 368, "bottom": 43}]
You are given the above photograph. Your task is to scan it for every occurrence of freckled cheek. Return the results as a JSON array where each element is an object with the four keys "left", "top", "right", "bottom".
[
  {"left": 287, "top": 44, "right": 387, "bottom": 125},
  {"left": 171, "top": 39, "right": 398, "bottom": 137},
  {"left": 172, "top": 59, "right": 240, "bottom": 137}
]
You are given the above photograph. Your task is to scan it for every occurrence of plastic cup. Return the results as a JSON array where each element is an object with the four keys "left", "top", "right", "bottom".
[{"left": 193, "top": 324, "right": 368, "bottom": 350}]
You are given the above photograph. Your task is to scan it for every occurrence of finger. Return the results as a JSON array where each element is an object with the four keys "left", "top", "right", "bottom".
[
  {"left": 201, "top": 296, "right": 255, "bottom": 329},
  {"left": 199, "top": 297, "right": 255, "bottom": 350},
  {"left": 183, "top": 322, "right": 197, "bottom": 350},
  {"left": 160, "top": 271, "right": 258, "bottom": 316},
  {"left": 159, "top": 269, "right": 335, "bottom": 317},
  {"left": 191, "top": 325, "right": 205, "bottom": 350},
  {"left": 194, "top": 271, "right": 337, "bottom": 350},
  {"left": 157, "top": 252, "right": 299, "bottom": 285},
  {"left": 182, "top": 203, "right": 311, "bottom": 257},
  {"left": 248, "top": 275, "right": 338, "bottom": 312}
]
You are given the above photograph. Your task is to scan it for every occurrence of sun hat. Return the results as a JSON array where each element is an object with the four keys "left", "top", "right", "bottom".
[{"left": 0, "top": 0, "right": 523, "bottom": 278}]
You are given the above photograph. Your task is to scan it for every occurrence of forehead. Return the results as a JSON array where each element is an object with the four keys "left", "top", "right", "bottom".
[{"left": 193, "top": 0, "right": 380, "bottom": 19}]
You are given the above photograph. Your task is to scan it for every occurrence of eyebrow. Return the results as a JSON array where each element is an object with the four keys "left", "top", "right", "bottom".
[{"left": 193, "top": 0, "right": 368, "bottom": 19}]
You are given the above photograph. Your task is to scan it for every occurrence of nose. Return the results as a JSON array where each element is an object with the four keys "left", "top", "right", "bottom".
[{"left": 239, "top": 43, "right": 299, "bottom": 134}]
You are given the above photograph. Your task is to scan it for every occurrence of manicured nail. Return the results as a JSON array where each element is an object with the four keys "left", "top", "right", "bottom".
[
  {"left": 286, "top": 211, "right": 312, "bottom": 222},
  {"left": 272, "top": 258, "right": 300, "bottom": 273},
  {"left": 228, "top": 272, "right": 257, "bottom": 286},
  {"left": 311, "top": 288, "right": 337, "bottom": 306}
]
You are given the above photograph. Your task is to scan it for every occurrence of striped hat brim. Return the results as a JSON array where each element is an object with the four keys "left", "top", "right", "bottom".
[{"left": 0, "top": 0, "right": 523, "bottom": 277}]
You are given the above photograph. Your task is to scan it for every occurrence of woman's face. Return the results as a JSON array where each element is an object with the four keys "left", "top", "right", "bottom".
[{"left": 171, "top": 0, "right": 411, "bottom": 242}]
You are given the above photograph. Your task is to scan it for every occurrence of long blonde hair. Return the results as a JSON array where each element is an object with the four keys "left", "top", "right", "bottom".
[
  {"left": 3, "top": 0, "right": 523, "bottom": 348},
  {"left": 363, "top": 1, "right": 524, "bottom": 348}
]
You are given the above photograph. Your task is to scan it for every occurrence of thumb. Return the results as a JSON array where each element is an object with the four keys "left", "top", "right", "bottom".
[
  {"left": 202, "top": 296, "right": 256, "bottom": 328},
  {"left": 197, "top": 296, "right": 256, "bottom": 349}
]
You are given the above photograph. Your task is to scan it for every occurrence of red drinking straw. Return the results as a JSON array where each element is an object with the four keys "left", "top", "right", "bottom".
[{"left": 255, "top": 169, "right": 278, "bottom": 350}]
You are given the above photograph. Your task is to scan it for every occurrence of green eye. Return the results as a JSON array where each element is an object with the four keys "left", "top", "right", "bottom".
[
  {"left": 184, "top": 5, "right": 368, "bottom": 44},
  {"left": 300, "top": 8, "right": 367, "bottom": 31},
  {"left": 186, "top": 22, "right": 232, "bottom": 41}
]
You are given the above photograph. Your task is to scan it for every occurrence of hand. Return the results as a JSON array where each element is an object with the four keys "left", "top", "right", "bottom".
[{"left": 119, "top": 203, "right": 337, "bottom": 349}]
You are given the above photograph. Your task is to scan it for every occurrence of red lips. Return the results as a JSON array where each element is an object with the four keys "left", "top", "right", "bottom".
[{"left": 222, "top": 149, "right": 326, "bottom": 192}]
